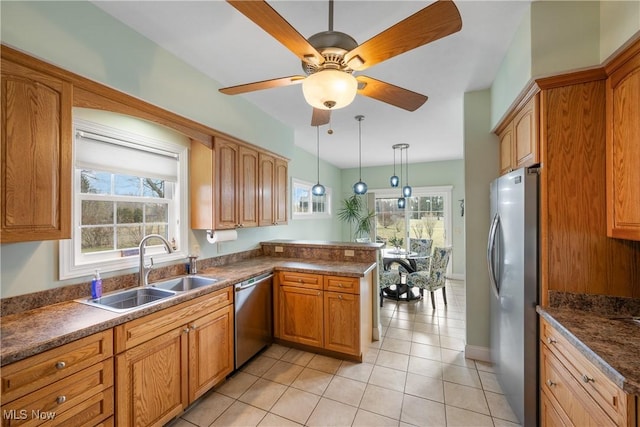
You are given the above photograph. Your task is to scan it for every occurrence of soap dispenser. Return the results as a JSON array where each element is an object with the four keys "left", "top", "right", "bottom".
[{"left": 91, "top": 269, "right": 103, "bottom": 299}]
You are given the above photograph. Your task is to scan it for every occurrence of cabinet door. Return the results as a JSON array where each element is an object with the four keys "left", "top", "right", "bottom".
[
  {"left": 323, "top": 291, "right": 359, "bottom": 356},
  {"left": 498, "top": 122, "right": 514, "bottom": 175},
  {"left": 274, "top": 158, "right": 288, "bottom": 225},
  {"left": 541, "top": 388, "right": 570, "bottom": 427},
  {"left": 514, "top": 94, "right": 539, "bottom": 169},
  {"left": 259, "top": 153, "right": 275, "bottom": 226},
  {"left": 215, "top": 138, "right": 238, "bottom": 230},
  {"left": 238, "top": 145, "right": 258, "bottom": 228},
  {"left": 278, "top": 285, "right": 323, "bottom": 347},
  {"left": 606, "top": 51, "right": 640, "bottom": 240},
  {"left": 116, "top": 327, "right": 188, "bottom": 427},
  {"left": 1, "top": 58, "right": 72, "bottom": 243},
  {"left": 188, "top": 305, "right": 234, "bottom": 403}
]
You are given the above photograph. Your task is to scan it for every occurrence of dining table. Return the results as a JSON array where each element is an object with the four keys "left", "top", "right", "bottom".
[{"left": 381, "top": 248, "right": 429, "bottom": 301}]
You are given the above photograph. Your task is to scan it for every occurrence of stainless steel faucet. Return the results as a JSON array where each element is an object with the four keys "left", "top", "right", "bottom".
[
  {"left": 138, "top": 234, "right": 174, "bottom": 286},
  {"left": 187, "top": 255, "right": 199, "bottom": 275}
]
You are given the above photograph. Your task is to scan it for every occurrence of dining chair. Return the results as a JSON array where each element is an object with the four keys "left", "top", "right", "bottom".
[
  {"left": 379, "top": 262, "right": 401, "bottom": 307},
  {"left": 399, "top": 238, "right": 432, "bottom": 273},
  {"left": 406, "top": 246, "right": 452, "bottom": 309}
]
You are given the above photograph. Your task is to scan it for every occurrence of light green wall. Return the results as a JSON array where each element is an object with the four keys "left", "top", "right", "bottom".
[
  {"left": 463, "top": 89, "right": 497, "bottom": 351},
  {"left": 600, "top": 1, "right": 640, "bottom": 62},
  {"left": 0, "top": 1, "right": 345, "bottom": 298},
  {"left": 340, "top": 160, "right": 465, "bottom": 277}
]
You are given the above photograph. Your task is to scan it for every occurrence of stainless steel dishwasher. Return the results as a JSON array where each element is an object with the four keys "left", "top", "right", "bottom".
[{"left": 234, "top": 273, "right": 273, "bottom": 369}]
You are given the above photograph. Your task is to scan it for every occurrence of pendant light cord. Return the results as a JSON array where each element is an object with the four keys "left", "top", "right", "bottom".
[
  {"left": 316, "top": 126, "right": 320, "bottom": 183},
  {"left": 358, "top": 118, "right": 362, "bottom": 180}
]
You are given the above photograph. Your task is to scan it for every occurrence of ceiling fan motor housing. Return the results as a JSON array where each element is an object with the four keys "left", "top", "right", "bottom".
[{"left": 302, "top": 31, "right": 358, "bottom": 75}]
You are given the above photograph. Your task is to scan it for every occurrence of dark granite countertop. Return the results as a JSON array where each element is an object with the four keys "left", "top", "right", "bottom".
[
  {"left": 1, "top": 256, "right": 375, "bottom": 366},
  {"left": 262, "top": 239, "right": 384, "bottom": 250},
  {"left": 537, "top": 306, "right": 640, "bottom": 395}
]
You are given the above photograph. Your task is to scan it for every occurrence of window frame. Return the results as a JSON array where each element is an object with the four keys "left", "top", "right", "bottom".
[
  {"left": 59, "top": 118, "right": 188, "bottom": 280},
  {"left": 291, "top": 178, "right": 332, "bottom": 220}
]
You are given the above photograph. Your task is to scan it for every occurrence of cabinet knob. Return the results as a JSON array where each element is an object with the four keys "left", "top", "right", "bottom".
[
  {"left": 183, "top": 328, "right": 190, "bottom": 334},
  {"left": 56, "top": 395, "right": 66, "bottom": 404},
  {"left": 338, "top": 283, "right": 343, "bottom": 287},
  {"left": 546, "top": 379, "right": 556, "bottom": 387},
  {"left": 191, "top": 324, "right": 197, "bottom": 330},
  {"left": 298, "top": 279, "right": 303, "bottom": 283},
  {"left": 55, "top": 361, "right": 66, "bottom": 370},
  {"left": 338, "top": 294, "right": 343, "bottom": 300},
  {"left": 582, "top": 374, "right": 594, "bottom": 383},
  {"left": 546, "top": 337, "right": 557, "bottom": 345},
  {"left": 317, "top": 292, "right": 321, "bottom": 296}
]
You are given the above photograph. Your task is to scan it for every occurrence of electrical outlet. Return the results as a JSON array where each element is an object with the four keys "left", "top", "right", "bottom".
[
  {"left": 275, "top": 246, "right": 284, "bottom": 253},
  {"left": 344, "top": 250, "right": 355, "bottom": 257}
]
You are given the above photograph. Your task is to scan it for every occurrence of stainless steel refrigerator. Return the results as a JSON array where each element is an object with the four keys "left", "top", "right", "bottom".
[{"left": 487, "top": 167, "right": 539, "bottom": 427}]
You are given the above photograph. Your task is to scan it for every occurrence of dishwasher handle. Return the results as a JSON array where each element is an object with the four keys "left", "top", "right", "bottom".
[{"left": 235, "top": 274, "right": 273, "bottom": 291}]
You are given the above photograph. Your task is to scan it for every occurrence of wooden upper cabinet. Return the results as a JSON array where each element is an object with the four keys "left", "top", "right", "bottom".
[
  {"left": 606, "top": 45, "right": 640, "bottom": 241},
  {"left": 215, "top": 138, "right": 239, "bottom": 229},
  {"left": 259, "top": 153, "right": 275, "bottom": 226},
  {"left": 1, "top": 57, "right": 72, "bottom": 243},
  {"left": 238, "top": 145, "right": 258, "bottom": 228},
  {"left": 274, "top": 158, "right": 288, "bottom": 225},
  {"left": 496, "top": 93, "right": 540, "bottom": 175}
]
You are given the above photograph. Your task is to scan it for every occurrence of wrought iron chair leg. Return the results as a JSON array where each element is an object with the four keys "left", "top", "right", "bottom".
[
  {"left": 380, "top": 289, "right": 384, "bottom": 307},
  {"left": 430, "top": 291, "right": 436, "bottom": 309},
  {"left": 442, "top": 287, "right": 448, "bottom": 305}
]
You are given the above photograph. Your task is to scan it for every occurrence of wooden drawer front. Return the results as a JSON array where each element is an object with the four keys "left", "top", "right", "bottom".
[
  {"left": 324, "top": 276, "right": 359, "bottom": 294},
  {"left": 541, "top": 344, "right": 615, "bottom": 427},
  {"left": 1, "top": 330, "right": 113, "bottom": 403},
  {"left": 1, "top": 361, "right": 113, "bottom": 427},
  {"left": 541, "top": 319, "right": 625, "bottom": 423},
  {"left": 115, "top": 287, "right": 232, "bottom": 352},
  {"left": 541, "top": 387, "right": 571, "bottom": 427},
  {"left": 278, "top": 272, "right": 322, "bottom": 290}
]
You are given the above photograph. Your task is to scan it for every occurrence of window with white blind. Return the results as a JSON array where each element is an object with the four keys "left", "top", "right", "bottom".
[{"left": 59, "top": 118, "right": 188, "bottom": 280}]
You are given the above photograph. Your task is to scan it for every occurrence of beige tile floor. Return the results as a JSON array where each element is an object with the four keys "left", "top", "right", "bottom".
[{"left": 168, "top": 280, "right": 521, "bottom": 427}]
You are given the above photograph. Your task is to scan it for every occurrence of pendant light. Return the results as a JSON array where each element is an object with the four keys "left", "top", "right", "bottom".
[
  {"left": 397, "top": 144, "right": 405, "bottom": 208},
  {"left": 311, "top": 126, "right": 326, "bottom": 196},
  {"left": 353, "top": 115, "right": 368, "bottom": 195},
  {"left": 402, "top": 144, "right": 412, "bottom": 197},
  {"left": 390, "top": 145, "right": 399, "bottom": 187}
]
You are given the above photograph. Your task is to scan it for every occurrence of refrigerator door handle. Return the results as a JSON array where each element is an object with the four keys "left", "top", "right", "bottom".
[{"left": 487, "top": 212, "right": 500, "bottom": 299}]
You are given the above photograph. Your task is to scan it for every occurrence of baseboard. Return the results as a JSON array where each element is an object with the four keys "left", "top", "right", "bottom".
[
  {"left": 447, "top": 273, "right": 465, "bottom": 281},
  {"left": 465, "top": 344, "right": 491, "bottom": 363}
]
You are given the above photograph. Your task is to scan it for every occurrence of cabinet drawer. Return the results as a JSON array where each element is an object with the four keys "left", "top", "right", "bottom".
[
  {"left": 1, "top": 330, "right": 113, "bottom": 403},
  {"left": 278, "top": 272, "right": 322, "bottom": 290},
  {"left": 115, "top": 287, "right": 232, "bottom": 352},
  {"left": 541, "top": 319, "right": 625, "bottom": 423},
  {"left": 541, "top": 344, "right": 615, "bottom": 427},
  {"left": 1, "top": 361, "right": 113, "bottom": 427},
  {"left": 324, "top": 276, "right": 359, "bottom": 294},
  {"left": 541, "top": 387, "right": 570, "bottom": 427}
]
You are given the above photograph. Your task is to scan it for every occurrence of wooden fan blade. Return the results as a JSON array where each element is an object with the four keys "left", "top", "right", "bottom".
[
  {"left": 311, "top": 108, "right": 331, "bottom": 126},
  {"left": 356, "top": 76, "right": 428, "bottom": 111},
  {"left": 345, "top": 0, "right": 462, "bottom": 71},
  {"left": 227, "top": 1, "right": 324, "bottom": 66},
  {"left": 219, "top": 76, "right": 306, "bottom": 95}
]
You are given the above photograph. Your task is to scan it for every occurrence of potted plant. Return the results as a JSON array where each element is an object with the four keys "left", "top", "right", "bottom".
[
  {"left": 337, "top": 194, "right": 376, "bottom": 242},
  {"left": 388, "top": 235, "right": 404, "bottom": 252}
]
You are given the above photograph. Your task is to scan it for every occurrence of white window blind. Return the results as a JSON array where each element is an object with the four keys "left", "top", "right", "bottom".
[{"left": 75, "top": 130, "right": 178, "bottom": 182}]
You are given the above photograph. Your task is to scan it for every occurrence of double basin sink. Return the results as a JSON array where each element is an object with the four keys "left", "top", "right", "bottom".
[{"left": 79, "top": 275, "right": 219, "bottom": 313}]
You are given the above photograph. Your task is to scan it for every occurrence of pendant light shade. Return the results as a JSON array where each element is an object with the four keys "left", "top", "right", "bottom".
[
  {"left": 398, "top": 197, "right": 406, "bottom": 209},
  {"left": 390, "top": 146, "right": 399, "bottom": 187},
  {"left": 312, "top": 126, "right": 325, "bottom": 196},
  {"left": 353, "top": 115, "right": 368, "bottom": 195}
]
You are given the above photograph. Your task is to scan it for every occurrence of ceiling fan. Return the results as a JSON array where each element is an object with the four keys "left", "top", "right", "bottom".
[{"left": 219, "top": 0, "right": 462, "bottom": 126}]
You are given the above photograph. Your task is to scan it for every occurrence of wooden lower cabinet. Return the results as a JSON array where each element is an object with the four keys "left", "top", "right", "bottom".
[
  {"left": 114, "top": 288, "right": 234, "bottom": 427},
  {"left": 540, "top": 318, "right": 636, "bottom": 426},
  {"left": 0, "top": 330, "right": 114, "bottom": 427},
  {"left": 278, "top": 285, "right": 323, "bottom": 348},
  {"left": 323, "top": 291, "right": 359, "bottom": 356},
  {"left": 275, "top": 271, "right": 372, "bottom": 360}
]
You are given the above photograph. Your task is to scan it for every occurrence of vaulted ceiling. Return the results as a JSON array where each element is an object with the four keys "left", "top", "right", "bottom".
[{"left": 92, "top": 1, "right": 531, "bottom": 169}]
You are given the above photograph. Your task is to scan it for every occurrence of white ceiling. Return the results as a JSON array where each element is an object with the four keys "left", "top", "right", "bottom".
[{"left": 92, "top": 0, "right": 531, "bottom": 169}]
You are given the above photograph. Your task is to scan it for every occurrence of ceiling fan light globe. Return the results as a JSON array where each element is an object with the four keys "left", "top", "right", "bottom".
[
  {"left": 353, "top": 181, "right": 368, "bottom": 195},
  {"left": 390, "top": 175, "right": 399, "bottom": 187},
  {"left": 302, "top": 70, "right": 357, "bottom": 110},
  {"left": 312, "top": 183, "right": 326, "bottom": 196}
]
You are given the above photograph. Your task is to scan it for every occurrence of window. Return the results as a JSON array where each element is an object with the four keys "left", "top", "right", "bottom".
[
  {"left": 373, "top": 186, "right": 452, "bottom": 251},
  {"left": 60, "top": 118, "right": 188, "bottom": 279},
  {"left": 291, "top": 178, "right": 332, "bottom": 219}
]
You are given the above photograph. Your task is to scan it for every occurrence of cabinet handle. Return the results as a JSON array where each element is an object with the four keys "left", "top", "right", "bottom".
[
  {"left": 546, "top": 379, "right": 556, "bottom": 387},
  {"left": 55, "top": 361, "right": 66, "bottom": 370},
  {"left": 338, "top": 294, "right": 343, "bottom": 300},
  {"left": 582, "top": 374, "right": 594, "bottom": 384},
  {"left": 317, "top": 292, "right": 321, "bottom": 296},
  {"left": 191, "top": 324, "right": 197, "bottom": 330},
  {"left": 56, "top": 395, "right": 66, "bottom": 404},
  {"left": 546, "top": 337, "right": 557, "bottom": 345},
  {"left": 298, "top": 279, "right": 303, "bottom": 283},
  {"left": 338, "top": 283, "right": 343, "bottom": 287},
  {"left": 183, "top": 328, "right": 190, "bottom": 333}
]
